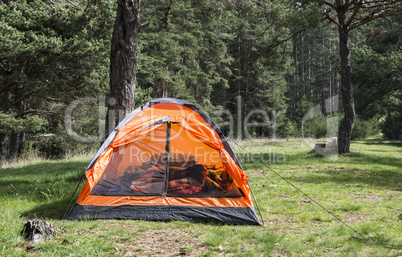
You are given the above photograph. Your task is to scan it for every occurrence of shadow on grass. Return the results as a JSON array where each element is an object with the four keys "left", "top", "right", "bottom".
[
  {"left": 21, "top": 199, "right": 71, "bottom": 219},
  {"left": 289, "top": 168, "right": 402, "bottom": 190},
  {"left": 0, "top": 160, "right": 88, "bottom": 178},
  {"left": 359, "top": 139, "right": 402, "bottom": 148},
  {"left": 242, "top": 150, "right": 401, "bottom": 190},
  {"left": 309, "top": 150, "right": 401, "bottom": 168},
  {"left": 350, "top": 234, "right": 402, "bottom": 251},
  {"left": 1, "top": 160, "right": 87, "bottom": 219}
]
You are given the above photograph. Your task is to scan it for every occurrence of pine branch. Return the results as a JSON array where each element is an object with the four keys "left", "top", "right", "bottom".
[
  {"left": 321, "top": 1, "right": 336, "bottom": 9},
  {"left": 64, "top": 83, "right": 87, "bottom": 93},
  {"left": 252, "top": 28, "right": 307, "bottom": 62},
  {"left": 345, "top": 0, "right": 359, "bottom": 9},
  {"left": 346, "top": 0, "right": 364, "bottom": 28},
  {"left": 14, "top": 91, "right": 36, "bottom": 104},
  {"left": 0, "top": 81, "right": 16, "bottom": 94},
  {"left": 324, "top": 11, "right": 341, "bottom": 28},
  {"left": 349, "top": 8, "right": 397, "bottom": 29},
  {"left": 361, "top": 0, "right": 402, "bottom": 8},
  {"left": 23, "top": 109, "right": 63, "bottom": 116},
  {"left": 31, "top": 94, "right": 69, "bottom": 103}
]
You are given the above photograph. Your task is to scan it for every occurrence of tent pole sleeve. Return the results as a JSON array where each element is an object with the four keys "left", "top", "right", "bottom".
[{"left": 163, "top": 121, "right": 171, "bottom": 197}]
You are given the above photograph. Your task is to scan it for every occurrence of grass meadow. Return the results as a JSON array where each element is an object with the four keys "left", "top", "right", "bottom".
[{"left": 0, "top": 139, "right": 401, "bottom": 256}]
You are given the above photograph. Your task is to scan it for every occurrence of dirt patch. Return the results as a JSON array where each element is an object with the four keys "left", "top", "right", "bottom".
[
  {"left": 265, "top": 213, "right": 299, "bottom": 226},
  {"left": 285, "top": 167, "right": 342, "bottom": 172},
  {"left": 342, "top": 214, "right": 367, "bottom": 223},
  {"left": 349, "top": 193, "right": 383, "bottom": 203},
  {"left": 83, "top": 221, "right": 216, "bottom": 256},
  {"left": 246, "top": 169, "right": 266, "bottom": 177},
  {"left": 121, "top": 229, "right": 210, "bottom": 256}
]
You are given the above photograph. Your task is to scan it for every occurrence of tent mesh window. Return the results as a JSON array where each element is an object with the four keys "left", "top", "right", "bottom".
[
  {"left": 91, "top": 124, "right": 168, "bottom": 196},
  {"left": 91, "top": 123, "right": 242, "bottom": 198}
]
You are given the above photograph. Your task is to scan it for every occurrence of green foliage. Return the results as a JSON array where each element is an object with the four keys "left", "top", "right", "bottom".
[
  {"left": 138, "top": 0, "right": 297, "bottom": 139},
  {"left": 352, "top": 116, "right": 380, "bottom": 140},
  {"left": 351, "top": 18, "right": 402, "bottom": 139},
  {"left": 138, "top": 0, "right": 232, "bottom": 108},
  {"left": 134, "top": 86, "right": 153, "bottom": 108},
  {"left": 302, "top": 115, "right": 328, "bottom": 138},
  {"left": 285, "top": 20, "right": 340, "bottom": 133},
  {"left": 0, "top": 112, "right": 47, "bottom": 133},
  {"left": 0, "top": 0, "right": 113, "bottom": 159},
  {"left": 352, "top": 42, "right": 402, "bottom": 117},
  {"left": 380, "top": 110, "right": 401, "bottom": 140},
  {"left": 0, "top": 0, "right": 400, "bottom": 161},
  {"left": 35, "top": 136, "right": 66, "bottom": 159},
  {"left": 278, "top": 119, "right": 300, "bottom": 138}
]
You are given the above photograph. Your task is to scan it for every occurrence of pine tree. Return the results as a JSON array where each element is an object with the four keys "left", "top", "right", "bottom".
[
  {"left": 0, "top": 0, "right": 113, "bottom": 159},
  {"left": 318, "top": 0, "right": 402, "bottom": 153},
  {"left": 138, "top": 0, "right": 231, "bottom": 109}
]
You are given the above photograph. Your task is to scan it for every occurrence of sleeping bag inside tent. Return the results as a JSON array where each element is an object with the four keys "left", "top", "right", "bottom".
[{"left": 66, "top": 98, "right": 261, "bottom": 225}]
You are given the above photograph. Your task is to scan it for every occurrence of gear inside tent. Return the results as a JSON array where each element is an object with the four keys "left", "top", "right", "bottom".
[{"left": 66, "top": 98, "right": 261, "bottom": 225}]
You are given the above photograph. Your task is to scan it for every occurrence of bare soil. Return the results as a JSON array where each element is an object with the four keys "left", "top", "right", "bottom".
[{"left": 118, "top": 229, "right": 211, "bottom": 256}]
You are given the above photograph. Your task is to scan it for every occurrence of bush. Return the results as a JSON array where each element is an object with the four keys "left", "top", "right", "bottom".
[
  {"left": 302, "top": 115, "right": 330, "bottom": 138},
  {"left": 35, "top": 136, "right": 66, "bottom": 159},
  {"left": 352, "top": 116, "right": 380, "bottom": 139},
  {"left": 380, "top": 112, "right": 401, "bottom": 140},
  {"left": 277, "top": 118, "right": 301, "bottom": 138}
]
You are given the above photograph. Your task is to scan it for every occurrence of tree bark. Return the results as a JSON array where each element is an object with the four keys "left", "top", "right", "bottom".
[
  {"left": 105, "top": 0, "right": 142, "bottom": 137},
  {"left": 337, "top": 2, "right": 356, "bottom": 154},
  {"left": 387, "top": 111, "right": 396, "bottom": 140},
  {"left": 153, "top": 78, "right": 167, "bottom": 98}
]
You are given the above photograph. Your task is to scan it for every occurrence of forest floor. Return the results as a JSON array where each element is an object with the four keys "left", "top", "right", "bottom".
[{"left": 0, "top": 139, "right": 401, "bottom": 256}]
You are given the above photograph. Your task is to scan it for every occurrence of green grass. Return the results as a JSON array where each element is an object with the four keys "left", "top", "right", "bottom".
[{"left": 0, "top": 139, "right": 401, "bottom": 256}]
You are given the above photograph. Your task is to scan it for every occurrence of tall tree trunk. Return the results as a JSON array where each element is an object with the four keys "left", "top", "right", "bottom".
[
  {"left": 105, "top": 0, "right": 142, "bottom": 137},
  {"left": 387, "top": 111, "right": 397, "bottom": 140},
  {"left": 153, "top": 78, "right": 167, "bottom": 98},
  {"left": 337, "top": 4, "right": 355, "bottom": 154}
]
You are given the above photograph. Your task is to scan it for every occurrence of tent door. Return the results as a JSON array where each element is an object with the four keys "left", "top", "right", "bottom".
[{"left": 162, "top": 121, "right": 171, "bottom": 197}]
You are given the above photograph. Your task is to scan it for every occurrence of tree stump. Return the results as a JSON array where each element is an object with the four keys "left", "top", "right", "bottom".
[{"left": 21, "top": 219, "right": 55, "bottom": 245}]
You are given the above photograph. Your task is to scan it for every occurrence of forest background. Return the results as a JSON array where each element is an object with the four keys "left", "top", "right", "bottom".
[{"left": 1, "top": 0, "right": 401, "bottom": 160}]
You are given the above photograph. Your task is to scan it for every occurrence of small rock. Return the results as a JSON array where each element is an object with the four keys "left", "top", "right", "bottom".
[{"left": 217, "top": 246, "right": 223, "bottom": 252}]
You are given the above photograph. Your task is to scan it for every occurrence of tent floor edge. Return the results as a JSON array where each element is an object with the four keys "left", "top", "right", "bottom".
[{"left": 66, "top": 204, "right": 261, "bottom": 225}]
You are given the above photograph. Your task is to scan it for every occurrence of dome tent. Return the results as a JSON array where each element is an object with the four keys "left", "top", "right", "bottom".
[{"left": 66, "top": 98, "right": 261, "bottom": 225}]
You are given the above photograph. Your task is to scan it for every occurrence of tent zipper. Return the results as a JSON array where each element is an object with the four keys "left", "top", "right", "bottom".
[{"left": 162, "top": 121, "right": 171, "bottom": 197}]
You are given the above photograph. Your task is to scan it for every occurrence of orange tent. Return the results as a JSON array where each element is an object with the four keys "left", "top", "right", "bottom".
[{"left": 67, "top": 98, "right": 261, "bottom": 225}]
